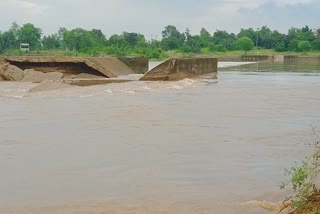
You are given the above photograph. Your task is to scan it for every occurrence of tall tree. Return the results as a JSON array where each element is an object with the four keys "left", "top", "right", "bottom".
[
  {"left": 91, "top": 29, "right": 107, "bottom": 46},
  {"left": 272, "top": 30, "right": 288, "bottom": 52},
  {"left": 63, "top": 28, "right": 100, "bottom": 52},
  {"left": 122, "top": 32, "right": 146, "bottom": 47},
  {"left": 257, "top": 26, "right": 273, "bottom": 49},
  {"left": 1, "top": 31, "right": 17, "bottom": 50},
  {"left": 199, "top": 28, "right": 212, "bottom": 48},
  {"left": 212, "top": 30, "right": 236, "bottom": 51},
  {"left": 42, "top": 34, "right": 61, "bottom": 50},
  {"left": 0, "top": 22, "right": 21, "bottom": 50},
  {"left": 238, "top": 28, "right": 256, "bottom": 43},
  {"left": 18, "top": 23, "right": 42, "bottom": 50},
  {"left": 181, "top": 28, "right": 201, "bottom": 53},
  {"left": 161, "top": 25, "right": 185, "bottom": 50}
]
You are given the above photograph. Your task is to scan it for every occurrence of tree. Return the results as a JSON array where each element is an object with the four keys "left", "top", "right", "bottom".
[
  {"left": 107, "top": 34, "right": 128, "bottom": 56},
  {"left": 63, "top": 28, "right": 99, "bottom": 52},
  {"left": 272, "top": 30, "right": 288, "bottom": 52},
  {"left": 298, "top": 40, "right": 312, "bottom": 52},
  {"left": 161, "top": 25, "right": 185, "bottom": 50},
  {"left": 236, "top": 36, "right": 254, "bottom": 53},
  {"left": 42, "top": 34, "right": 61, "bottom": 50},
  {"left": 180, "top": 28, "right": 201, "bottom": 53},
  {"left": 212, "top": 30, "right": 236, "bottom": 51},
  {"left": 1, "top": 31, "right": 17, "bottom": 50},
  {"left": 274, "top": 41, "right": 287, "bottom": 52},
  {"left": 18, "top": 23, "right": 42, "bottom": 50},
  {"left": 122, "top": 32, "right": 146, "bottom": 47},
  {"left": 9, "top": 22, "right": 20, "bottom": 43},
  {"left": 2, "top": 21, "right": 320, "bottom": 56},
  {"left": 199, "top": 28, "right": 212, "bottom": 48},
  {"left": 287, "top": 26, "right": 315, "bottom": 50},
  {"left": 288, "top": 39, "right": 299, "bottom": 51},
  {"left": 312, "top": 38, "right": 320, "bottom": 51},
  {"left": 257, "top": 26, "right": 273, "bottom": 49},
  {"left": 0, "top": 22, "right": 20, "bottom": 50},
  {"left": 56, "top": 27, "right": 68, "bottom": 49},
  {"left": 91, "top": 29, "right": 107, "bottom": 46},
  {"left": 238, "top": 28, "right": 256, "bottom": 43}
]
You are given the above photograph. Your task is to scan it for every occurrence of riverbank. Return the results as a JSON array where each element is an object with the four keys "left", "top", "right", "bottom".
[
  {"left": 166, "top": 50, "right": 320, "bottom": 62},
  {"left": 2, "top": 49, "right": 320, "bottom": 61}
]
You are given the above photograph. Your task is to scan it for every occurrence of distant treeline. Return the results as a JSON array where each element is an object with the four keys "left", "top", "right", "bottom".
[{"left": 1, "top": 22, "right": 320, "bottom": 58}]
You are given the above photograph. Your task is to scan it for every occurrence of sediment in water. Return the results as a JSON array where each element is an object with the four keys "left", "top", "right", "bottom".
[{"left": 29, "top": 80, "right": 74, "bottom": 92}]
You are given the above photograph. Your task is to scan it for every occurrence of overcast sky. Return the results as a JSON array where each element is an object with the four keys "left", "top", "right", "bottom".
[{"left": 0, "top": 0, "right": 319, "bottom": 38}]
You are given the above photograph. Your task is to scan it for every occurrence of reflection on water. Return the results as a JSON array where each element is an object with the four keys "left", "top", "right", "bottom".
[
  {"left": 0, "top": 61, "right": 320, "bottom": 213},
  {"left": 221, "top": 60, "right": 320, "bottom": 73}
]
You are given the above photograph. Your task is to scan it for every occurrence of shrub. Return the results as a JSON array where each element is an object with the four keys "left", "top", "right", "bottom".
[
  {"left": 236, "top": 36, "right": 254, "bottom": 52},
  {"left": 281, "top": 128, "right": 320, "bottom": 210}
]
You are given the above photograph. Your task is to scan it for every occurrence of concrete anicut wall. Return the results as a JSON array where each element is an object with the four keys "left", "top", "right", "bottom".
[
  {"left": 118, "top": 57, "right": 149, "bottom": 74},
  {"left": 4, "top": 56, "right": 136, "bottom": 78},
  {"left": 140, "top": 58, "right": 218, "bottom": 81},
  {"left": 284, "top": 55, "right": 320, "bottom": 62},
  {"left": 241, "top": 55, "right": 274, "bottom": 62}
]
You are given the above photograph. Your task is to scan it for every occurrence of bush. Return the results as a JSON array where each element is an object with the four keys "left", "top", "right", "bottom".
[
  {"left": 211, "top": 44, "right": 226, "bottom": 52},
  {"left": 236, "top": 36, "right": 254, "bottom": 52},
  {"left": 147, "top": 48, "right": 163, "bottom": 59},
  {"left": 106, "top": 45, "right": 128, "bottom": 57},
  {"left": 281, "top": 128, "right": 320, "bottom": 210},
  {"left": 200, "top": 47, "right": 211, "bottom": 54}
]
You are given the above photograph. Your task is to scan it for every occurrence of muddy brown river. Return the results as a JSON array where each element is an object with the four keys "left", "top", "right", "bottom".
[{"left": 0, "top": 61, "right": 320, "bottom": 213}]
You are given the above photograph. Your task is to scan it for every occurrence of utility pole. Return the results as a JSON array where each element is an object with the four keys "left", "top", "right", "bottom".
[{"left": 256, "top": 28, "right": 260, "bottom": 55}]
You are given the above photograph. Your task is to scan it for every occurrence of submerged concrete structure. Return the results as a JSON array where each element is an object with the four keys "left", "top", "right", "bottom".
[
  {"left": 241, "top": 55, "right": 274, "bottom": 62},
  {"left": 140, "top": 58, "right": 218, "bottom": 81},
  {"left": 0, "top": 56, "right": 219, "bottom": 86}
]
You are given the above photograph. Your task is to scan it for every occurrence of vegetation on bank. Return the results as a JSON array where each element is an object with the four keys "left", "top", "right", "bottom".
[
  {"left": 279, "top": 129, "right": 320, "bottom": 214},
  {"left": 0, "top": 22, "right": 320, "bottom": 59}
]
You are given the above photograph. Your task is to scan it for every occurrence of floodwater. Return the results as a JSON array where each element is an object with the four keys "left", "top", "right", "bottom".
[{"left": 0, "top": 61, "right": 320, "bottom": 213}]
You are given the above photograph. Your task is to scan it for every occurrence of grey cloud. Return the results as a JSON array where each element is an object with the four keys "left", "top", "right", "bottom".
[{"left": 0, "top": 0, "right": 318, "bottom": 38}]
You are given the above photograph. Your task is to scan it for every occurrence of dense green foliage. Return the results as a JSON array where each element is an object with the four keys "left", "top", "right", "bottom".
[
  {"left": 236, "top": 36, "right": 255, "bottom": 52},
  {"left": 0, "top": 22, "right": 320, "bottom": 58}
]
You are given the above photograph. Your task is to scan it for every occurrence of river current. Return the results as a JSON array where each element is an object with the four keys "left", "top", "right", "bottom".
[{"left": 0, "top": 61, "right": 320, "bottom": 213}]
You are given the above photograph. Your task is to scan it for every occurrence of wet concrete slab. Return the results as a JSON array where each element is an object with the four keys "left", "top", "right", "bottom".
[
  {"left": 2, "top": 56, "right": 147, "bottom": 78},
  {"left": 62, "top": 78, "right": 133, "bottom": 86},
  {"left": 140, "top": 58, "right": 218, "bottom": 81}
]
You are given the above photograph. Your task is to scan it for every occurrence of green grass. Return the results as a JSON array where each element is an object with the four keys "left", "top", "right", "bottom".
[{"left": 1, "top": 49, "right": 320, "bottom": 59}]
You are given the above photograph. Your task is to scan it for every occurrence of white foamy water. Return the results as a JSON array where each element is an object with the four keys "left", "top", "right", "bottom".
[
  {"left": 218, "top": 61, "right": 257, "bottom": 68},
  {"left": 0, "top": 62, "right": 320, "bottom": 213},
  {"left": 149, "top": 60, "right": 256, "bottom": 70}
]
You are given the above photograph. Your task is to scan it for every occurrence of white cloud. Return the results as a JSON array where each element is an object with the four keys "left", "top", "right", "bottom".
[
  {"left": 191, "top": 0, "right": 316, "bottom": 34},
  {"left": 211, "top": 0, "right": 314, "bottom": 14},
  {"left": 17, "top": 0, "right": 48, "bottom": 15},
  {"left": 273, "top": 0, "right": 313, "bottom": 7},
  {"left": 0, "top": 0, "right": 318, "bottom": 37}
]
